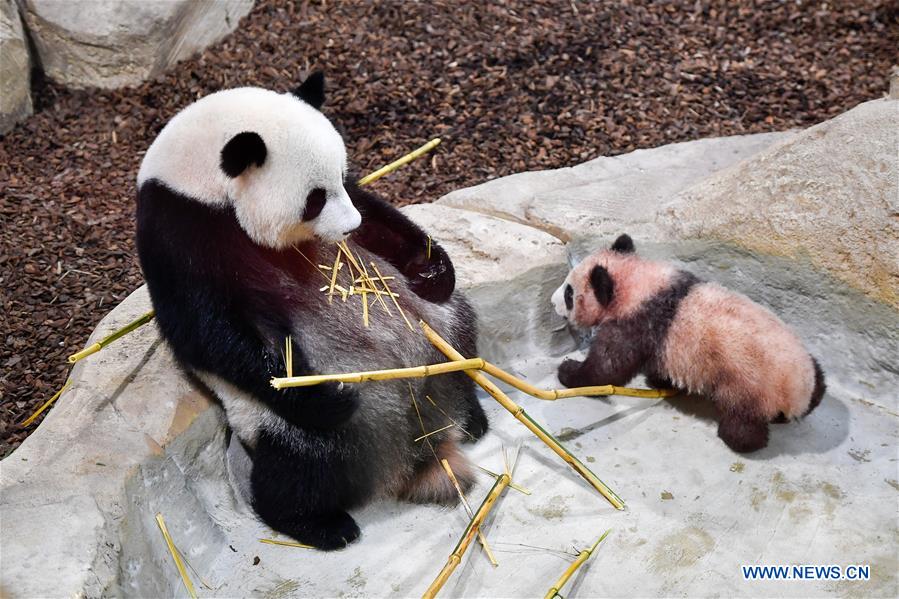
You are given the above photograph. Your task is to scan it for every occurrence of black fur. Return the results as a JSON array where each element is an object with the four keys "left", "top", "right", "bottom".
[
  {"left": 302, "top": 188, "right": 327, "bottom": 222},
  {"left": 293, "top": 71, "right": 325, "bottom": 109},
  {"left": 558, "top": 272, "right": 699, "bottom": 388},
  {"left": 610, "top": 234, "right": 635, "bottom": 253},
  {"left": 137, "top": 180, "right": 358, "bottom": 431},
  {"left": 564, "top": 284, "right": 573, "bottom": 311},
  {"left": 806, "top": 358, "right": 826, "bottom": 416},
  {"left": 347, "top": 178, "right": 456, "bottom": 303},
  {"left": 590, "top": 265, "right": 615, "bottom": 307},
  {"left": 220, "top": 132, "right": 267, "bottom": 178}
]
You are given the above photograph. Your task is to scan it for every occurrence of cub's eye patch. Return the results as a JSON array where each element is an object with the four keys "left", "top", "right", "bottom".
[
  {"left": 302, "top": 188, "right": 327, "bottom": 221},
  {"left": 564, "top": 284, "right": 573, "bottom": 311}
]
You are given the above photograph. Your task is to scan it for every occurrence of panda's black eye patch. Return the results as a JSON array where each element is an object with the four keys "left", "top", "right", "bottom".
[
  {"left": 564, "top": 284, "right": 573, "bottom": 311},
  {"left": 302, "top": 188, "right": 327, "bottom": 221}
]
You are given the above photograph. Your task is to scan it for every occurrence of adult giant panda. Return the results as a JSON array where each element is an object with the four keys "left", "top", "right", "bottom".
[{"left": 136, "top": 73, "right": 487, "bottom": 549}]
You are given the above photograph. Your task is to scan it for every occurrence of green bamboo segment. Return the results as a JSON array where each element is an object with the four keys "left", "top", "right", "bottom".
[
  {"left": 67, "top": 309, "right": 156, "bottom": 363},
  {"left": 544, "top": 529, "right": 612, "bottom": 599}
]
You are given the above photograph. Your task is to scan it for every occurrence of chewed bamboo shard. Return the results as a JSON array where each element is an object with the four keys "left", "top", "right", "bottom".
[
  {"left": 544, "top": 530, "right": 612, "bottom": 599},
  {"left": 259, "top": 538, "right": 315, "bottom": 549},
  {"left": 19, "top": 380, "right": 72, "bottom": 427},
  {"left": 423, "top": 449, "right": 519, "bottom": 598},
  {"left": 440, "top": 459, "right": 499, "bottom": 567},
  {"left": 420, "top": 321, "right": 625, "bottom": 510},
  {"left": 271, "top": 358, "right": 486, "bottom": 389},
  {"left": 67, "top": 309, "right": 156, "bottom": 363},
  {"left": 358, "top": 138, "right": 442, "bottom": 186},
  {"left": 155, "top": 513, "right": 197, "bottom": 599}
]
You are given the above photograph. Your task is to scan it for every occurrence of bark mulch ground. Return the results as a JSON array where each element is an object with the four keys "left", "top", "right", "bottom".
[{"left": 1, "top": 0, "right": 896, "bottom": 457}]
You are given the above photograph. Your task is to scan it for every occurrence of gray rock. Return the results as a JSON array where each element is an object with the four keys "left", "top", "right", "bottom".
[
  {"left": 660, "top": 98, "right": 899, "bottom": 309},
  {"left": 0, "top": 0, "right": 32, "bottom": 133},
  {"left": 3, "top": 118, "right": 897, "bottom": 596},
  {"left": 20, "top": 0, "right": 253, "bottom": 89},
  {"left": 438, "top": 131, "right": 795, "bottom": 242}
]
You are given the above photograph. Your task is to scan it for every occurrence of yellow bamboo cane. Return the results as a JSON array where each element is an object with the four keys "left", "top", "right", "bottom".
[
  {"left": 67, "top": 309, "right": 156, "bottom": 363},
  {"left": 271, "top": 358, "right": 486, "bottom": 389},
  {"left": 420, "top": 321, "right": 625, "bottom": 511},
  {"left": 358, "top": 138, "right": 441, "bottom": 186},
  {"left": 544, "top": 529, "right": 611, "bottom": 599}
]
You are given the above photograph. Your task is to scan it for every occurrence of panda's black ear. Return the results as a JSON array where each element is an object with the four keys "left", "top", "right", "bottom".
[
  {"left": 293, "top": 71, "right": 325, "bottom": 109},
  {"left": 610, "top": 234, "right": 635, "bottom": 254},
  {"left": 220, "top": 132, "right": 267, "bottom": 178},
  {"left": 590, "top": 265, "right": 615, "bottom": 306}
]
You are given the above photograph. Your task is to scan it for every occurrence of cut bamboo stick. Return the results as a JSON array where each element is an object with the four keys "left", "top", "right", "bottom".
[
  {"left": 369, "top": 260, "right": 415, "bottom": 331},
  {"left": 259, "top": 538, "right": 315, "bottom": 549},
  {"left": 420, "top": 321, "right": 625, "bottom": 511},
  {"left": 414, "top": 423, "right": 455, "bottom": 442},
  {"left": 544, "top": 530, "right": 611, "bottom": 599},
  {"left": 440, "top": 459, "right": 499, "bottom": 568},
  {"left": 474, "top": 463, "right": 531, "bottom": 495},
  {"left": 67, "top": 309, "right": 156, "bottom": 363},
  {"left": 423, "top": 450, "right": 518, "bottom": 598},
  {"left": 271, "top": 358, "right": 486, "bottom": 389},
  {"left": 19, "top": 380, "right": 72, "bottom": 428},
  {"left": 480, "top": 362, "right": 675, "bottom": 400},
  {"left": 155, "top": 513, "right": 197, "bottom": 599},
  {"left": 358, "top": 138, "right": 442, "bottom": 186}
]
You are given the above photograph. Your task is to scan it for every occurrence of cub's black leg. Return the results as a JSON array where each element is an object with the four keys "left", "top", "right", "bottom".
[
  {"left": 249, "top": 432, "right": 368, "bottom": 550},
  {"left": 717, "top": 405, "right": 769, "bottom": 453},
  {"left": 644, "top": 372, "right": 674, "bottom": 390}
]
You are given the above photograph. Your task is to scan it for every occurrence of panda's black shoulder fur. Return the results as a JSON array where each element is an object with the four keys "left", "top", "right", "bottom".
[{"left": 136, "top": 179, "right": 360, "bottom": 430}]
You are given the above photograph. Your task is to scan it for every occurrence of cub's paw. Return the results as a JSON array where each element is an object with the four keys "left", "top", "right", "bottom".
[
  {"left": 302, "top": 383, "right": 360, "bottom": 429},
  {"left": 557, "top": 359, "right": 583, "bottom": 388}
]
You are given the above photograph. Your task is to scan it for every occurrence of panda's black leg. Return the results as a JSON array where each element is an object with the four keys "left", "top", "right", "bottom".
[
  {"left": 717, "top": 405, "right": 769, "bottom": 453},
  {"left": 459, "top": 378, "right": 489, "bottom": 442},
  {"left": 249, "top": 433, "right": 364, "bottom": 550}
]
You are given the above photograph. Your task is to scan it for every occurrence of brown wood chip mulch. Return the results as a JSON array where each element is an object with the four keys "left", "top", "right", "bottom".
[{"left": 1, "top": 0, "right": 896, "bottom": 457}]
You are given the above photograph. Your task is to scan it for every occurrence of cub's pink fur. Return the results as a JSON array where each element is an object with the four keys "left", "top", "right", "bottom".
[{"left": 552, "top": 234, "right": 825, "bottom": 452}]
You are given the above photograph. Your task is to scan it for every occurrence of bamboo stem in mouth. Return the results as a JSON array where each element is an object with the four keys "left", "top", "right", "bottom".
[
  {"left": 270, "top": 358, "right": 486, "bottom": 389},
  {"left": 67, "top": 309, "right": 156, "bottom": 363},
  {"left": 544, "top": 530, "right": 612, "bottom": 599},
  {"left": 358, "top": 138, "right": 442, "bottom": 186},
  {"left": 420, "top": 321, "right": 625, "bottom": 511}
]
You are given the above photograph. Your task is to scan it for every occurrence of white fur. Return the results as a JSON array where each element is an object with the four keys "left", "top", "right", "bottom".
[{"left": 138, "top": 87, "right": 361, "bottom": 247}]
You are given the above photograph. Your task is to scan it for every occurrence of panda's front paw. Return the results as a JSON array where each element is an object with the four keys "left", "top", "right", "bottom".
[
  {"left": 302, "top": 382, "right": 360, "bottom": 430},
  {"left": 557, "top": 359, "right": 584, "bottom": 388},
  {"left": 406, "top": 245, "right": 455, "bottom": 303}
]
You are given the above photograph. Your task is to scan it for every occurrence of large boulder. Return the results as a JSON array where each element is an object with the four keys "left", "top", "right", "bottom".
[
  {"left": 19, "top": 0, "right": 254, "bottom": 89},
  {"left": 660, "top": 98, "right": 899, "bottom": 310},
  {"left": 0, "top": 0, "right": 32, "bottom": 133}
]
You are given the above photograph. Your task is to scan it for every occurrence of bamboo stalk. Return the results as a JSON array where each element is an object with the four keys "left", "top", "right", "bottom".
[
  {"left": 414, "top": 423, "right": 456, "bottom": 442},
  {"left": 259, "top": 538, "right": 315, "bottom": 549},
  {"left": 440, "top": 459, "right": 499, "bottom": 567},
  {"left": 474, "top": 463, "right": 531, "bottom": 495},
  {"left": 67, "top": 310, "right": 156, "bottom": 363},
  {"left": 327, "top": 250, "right": 341, "bottom": 304},
  {"left": 423, "top": 450, "right": 518, "bottom": 598},
  {"left": 420, "top": 321, "right": 625, "bottom": 511},
  {"left": 544, "top": 530, "right": 611, "bottom": 599},
  {"left": 369, "top": 260, "right": 415, "bottom": 331},
  {"left": 155, "top": 513, "right": 197, "bottom": 599},
  {"left": 271, "top": 358, "right": 486, "bottom": 389},
  {"left": 19, "top": 380, "right": 72, "bottom": 428},
  {"left": 358, "top": 138, "right": 442, "bottom": 186},
  {"left": 480, "top": 363, "right": 675, "bottom": 400}
]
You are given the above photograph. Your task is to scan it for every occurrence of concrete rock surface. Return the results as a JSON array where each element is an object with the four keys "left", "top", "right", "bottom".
[
  {"left": 0, "top": 0, "right": 32, "bottom": 133},
  {"left": 2, "top": 112, "right": 898, "bottom": 597},
  {"left": 20, "top": 0, "right": 253, "bottom": 89},
  {"left": 660, "top": 98, "right": 899, "bottom": 309}
]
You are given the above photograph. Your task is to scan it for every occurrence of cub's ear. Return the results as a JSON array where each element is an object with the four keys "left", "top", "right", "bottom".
[
  {"left": 590, "top": 265, "right": 615, "bottom": 306},
  {"left": 220, "top": 132, "right": 267, "bottom": 178},
  {"left": 610, "top": 234, "right": 635, "bottom": 254},
  {"left": 293, "top": 71, "right": 325, "bottom": 109}
]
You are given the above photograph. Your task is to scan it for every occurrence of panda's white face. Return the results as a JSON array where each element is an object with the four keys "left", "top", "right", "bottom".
[{"left": 138, "top": 86, "right": 362, "bottom": 248}]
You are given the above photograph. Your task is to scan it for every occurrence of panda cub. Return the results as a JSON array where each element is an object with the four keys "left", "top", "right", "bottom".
[
  {"left": 136, "top": 73, "right": 487, "bottom": 549},
  {"left": 550, "top": 234, "right": 825, "bottom": 453}
]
